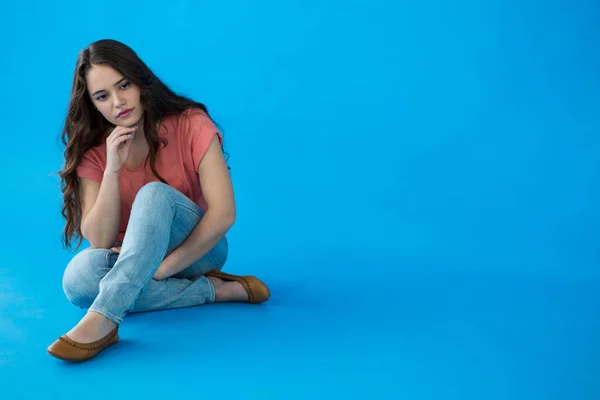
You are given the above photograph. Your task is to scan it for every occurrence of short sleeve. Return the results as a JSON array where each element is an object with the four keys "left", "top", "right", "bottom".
[
  {"left": 76, "top": 147, "right": 105, "bottom": 183},
  {"left": 184, "top": 109, "right": 223, "bottom": 172}
]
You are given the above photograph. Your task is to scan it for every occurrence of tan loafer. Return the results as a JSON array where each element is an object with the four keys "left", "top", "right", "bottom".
[
  {"left": 47, "top": 327, "right": 119, "bottom": 362},
  {"left": 206, "top": 270, "right": 270, "bottom": 304}
]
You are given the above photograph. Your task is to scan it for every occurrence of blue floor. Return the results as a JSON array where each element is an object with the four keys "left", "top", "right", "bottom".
[
  {"left": 1, "top": 257, "right": 599, "bottom": 398},
  {"left": 1, "top": 0, "right": 599, "bottom": 398}
]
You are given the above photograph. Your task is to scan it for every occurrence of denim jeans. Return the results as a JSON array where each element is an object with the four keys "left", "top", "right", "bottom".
[{"left": 62, "top": 182, "right": 228, "bottom": 324}]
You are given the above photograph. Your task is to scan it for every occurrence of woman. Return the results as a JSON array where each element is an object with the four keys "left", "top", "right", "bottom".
[{"left": 47, "top": 39, "right": 270, "bottom": 363}]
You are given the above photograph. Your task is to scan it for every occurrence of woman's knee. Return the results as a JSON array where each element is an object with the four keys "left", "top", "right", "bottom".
[
  {"left": 174, "top": 237, "right": 228, "bottom": 279},
  {"left": 135, "top": 182, "right": 172, "bottom": 205},
  {"left": 62, "top": 249, "right": 111, "bottom": 308},
  {"left": 211, "top": 236, "right": 229, "bottom": 268},
  {"left": 129, "top": 182, "right": 175, "bottom": 218},
  {"left": 198, "top": 236, "right": 229, "bottom": 271}
]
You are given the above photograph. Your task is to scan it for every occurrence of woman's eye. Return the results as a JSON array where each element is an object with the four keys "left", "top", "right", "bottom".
[
  {"left": 120, "top": 82, "right": 130, "bottom": 89},
  {"left": 95, "top": 94, "right": 107, "bottom": 101}
]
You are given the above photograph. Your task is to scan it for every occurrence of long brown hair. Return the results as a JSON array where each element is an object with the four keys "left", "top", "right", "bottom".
[{"left": 58, "top": 39, "right": 218, "bottom": 250}]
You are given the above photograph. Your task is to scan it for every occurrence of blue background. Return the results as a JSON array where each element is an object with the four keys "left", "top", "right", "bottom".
[{"left": 1, "top": 0, "right": 598, "bottom": 398}]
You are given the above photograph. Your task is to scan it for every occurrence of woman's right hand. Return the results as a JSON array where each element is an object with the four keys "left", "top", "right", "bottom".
[{"left": 105, "top": 125, "right": 138, "bottom": 174}]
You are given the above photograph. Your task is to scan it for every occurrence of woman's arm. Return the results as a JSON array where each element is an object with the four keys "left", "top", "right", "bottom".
[
  {"left": 79, "top": 172, "right": 122, "bottom": 249},
  {"left": 154, "top": 135, "right": 235, "bottom": 280}
]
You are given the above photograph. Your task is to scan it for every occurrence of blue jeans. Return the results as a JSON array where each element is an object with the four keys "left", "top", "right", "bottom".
[{"left": 62, "top": 182, "right": 228, "bottom": 324}]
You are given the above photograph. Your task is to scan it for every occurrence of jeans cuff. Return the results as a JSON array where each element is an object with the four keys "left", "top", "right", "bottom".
[
  {"left": 202, "top": 276, "right": 216, "bottom": 303},
  {"left": 89, "top": 305, "right": 123, "bottom": 325}
]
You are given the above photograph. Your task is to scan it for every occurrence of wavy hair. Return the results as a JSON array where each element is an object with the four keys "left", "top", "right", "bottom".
[{"left": 58, "top": 39, "right": 218, "bottom": 250}]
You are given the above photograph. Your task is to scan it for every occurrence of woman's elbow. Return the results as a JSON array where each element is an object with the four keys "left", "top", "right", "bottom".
[
  {"left": 222, "top": 208, "right": 236, "bottom": 228},
  {"left": 87, "top": 237, "right": 113, "bottom": 249},
  {"left": 81, "top": 228, "right": 113, "bottom": 249},
  {"left": 215, "top": 204, "right": 236, "bottom": 229}
]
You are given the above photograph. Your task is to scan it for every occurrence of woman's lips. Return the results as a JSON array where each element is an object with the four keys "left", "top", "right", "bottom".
[{"left": 117, "top": 109, "right": 133, "bottom": 118}]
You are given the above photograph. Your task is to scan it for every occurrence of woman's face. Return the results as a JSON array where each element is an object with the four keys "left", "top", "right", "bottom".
[{"left": 85, "top": 64, "right": 143, "bottom": 127}]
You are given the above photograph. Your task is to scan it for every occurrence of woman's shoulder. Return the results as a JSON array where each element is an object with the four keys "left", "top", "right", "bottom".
[
  {"left": 82, "top": 136, "right": 108, "bottom": 158},
  {"left": 77, "top": 136, "right": 107, "bottom": 171},
  {"left": 165, "top": 107, "right": 211, "bottom": 124},
  {"left": 162, "top": 107, "right": 216, "bottom": 135}
]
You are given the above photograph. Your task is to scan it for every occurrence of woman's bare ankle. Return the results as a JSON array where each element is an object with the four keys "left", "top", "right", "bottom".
[
  {"left": 66, "top": 311, "right": 117, "bottom": 343},
  {"left": 207, "top": 276, "right": 225, "bottom": 289},
  {"left": 210, "top": 277, "right": 248, "bottom": 302}
]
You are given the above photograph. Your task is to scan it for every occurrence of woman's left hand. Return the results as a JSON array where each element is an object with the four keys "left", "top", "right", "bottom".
[{"left": 152, "top": 264, "right": 171, "bottom": 281}]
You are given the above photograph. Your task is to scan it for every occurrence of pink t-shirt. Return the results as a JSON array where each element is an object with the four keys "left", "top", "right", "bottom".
[{"left": 76, "top": 108, "right": 222, "bottom": 243}]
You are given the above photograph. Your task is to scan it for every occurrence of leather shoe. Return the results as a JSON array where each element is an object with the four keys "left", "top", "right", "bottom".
[
  {"left": 47, "top": 327, "right": 119, "bottom": 362},
  {"left": 206, "top": 270, "right": 270, "bottom": 304}
]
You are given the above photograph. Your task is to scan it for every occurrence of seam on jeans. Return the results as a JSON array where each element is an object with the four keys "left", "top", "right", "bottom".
[
  {"left": 162, "top": 184, "right": 177, "bottom": 214},
  {"left": 174, "top": 202, "right": 204, "bottom": 218},
  {"left": 214, "top": 258, "right": 226, "bottom": 270},
  {"left": 104, "top": 250, "right": 111, "bottom": 267},
  {"left": 160, "top": 182, "right": 204, "bottom": 218}
]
